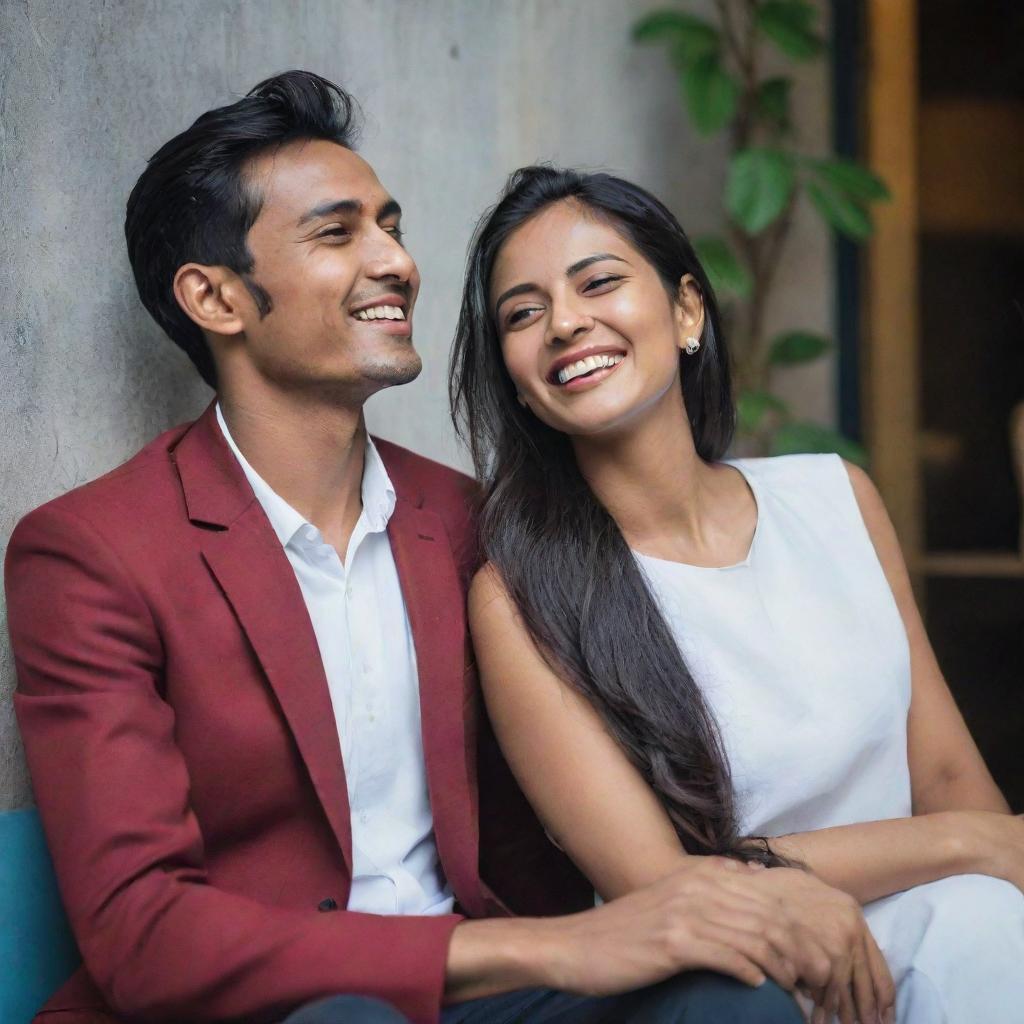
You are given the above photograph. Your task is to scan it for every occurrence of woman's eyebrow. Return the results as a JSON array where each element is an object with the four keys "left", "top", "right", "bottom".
[
  {"left": 494, "top": 282, "right": 539, "bottom": 317},
  {"left": 565, "top": 252, "right": 627, "bottom": 276},
  {"left": 494, "top": 254, "right": 628, "bottom": 316}
]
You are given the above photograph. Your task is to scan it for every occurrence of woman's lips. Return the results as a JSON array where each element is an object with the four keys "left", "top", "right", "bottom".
[{"left": 558, "top": 354, "right": 626, "bottom": 392}]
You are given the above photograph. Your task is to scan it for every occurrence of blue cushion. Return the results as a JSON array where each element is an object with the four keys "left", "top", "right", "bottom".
[{"left": 0, "top": 808, "right": 81, "bottom": 1024}]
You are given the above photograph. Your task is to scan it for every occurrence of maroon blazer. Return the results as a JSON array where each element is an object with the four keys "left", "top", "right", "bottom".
[{"left": 6, "top": 404, "right": 590, "bottom": 1024}]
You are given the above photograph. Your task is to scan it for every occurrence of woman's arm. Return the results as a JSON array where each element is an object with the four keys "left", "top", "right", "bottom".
[
  {"left": 469, "top": 564, "right": 896, "bottom": 1023},
  {"left": 769, "top": 462, "right": 1019, "bottom": 905},
  {"left": 469, "top": 564, "right": 685, "bottom": 901}
]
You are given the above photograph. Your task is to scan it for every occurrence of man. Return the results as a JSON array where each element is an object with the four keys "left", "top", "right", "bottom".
[{"left": 6, "top": 71, "right": 809, "bottom": 1023}]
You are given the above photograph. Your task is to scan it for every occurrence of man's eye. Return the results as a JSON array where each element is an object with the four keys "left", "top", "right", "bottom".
[
  {"left": 318, "top": 227, "right": 350, "bottom": 240},
  {"left": 583, "top": 275, "right": 622, "bottom": 292},
  {"left": 385, "top": 226, "right": 404, "bottom": 240}
]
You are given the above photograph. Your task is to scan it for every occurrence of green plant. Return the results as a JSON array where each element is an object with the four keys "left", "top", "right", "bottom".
[{"left": 634, "top": 0, "right": 888, "bottom": 462}]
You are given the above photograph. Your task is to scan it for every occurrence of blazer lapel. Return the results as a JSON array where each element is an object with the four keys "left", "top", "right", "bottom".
[
  {"left": 388, "top": 497, "right": 485, "bottom": 917},
  {"left": 173, "top": 405, "right": 353, "bottom": 874}
]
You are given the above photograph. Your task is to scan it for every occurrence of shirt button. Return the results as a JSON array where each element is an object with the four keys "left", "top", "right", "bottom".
[{"left": 317, "top": 897, "right": 338, "bottom": 912}]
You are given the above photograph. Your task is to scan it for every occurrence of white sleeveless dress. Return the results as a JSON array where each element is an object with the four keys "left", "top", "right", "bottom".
[{"left": 634, "top": 454, "right": 1024, "bottom": 1024}]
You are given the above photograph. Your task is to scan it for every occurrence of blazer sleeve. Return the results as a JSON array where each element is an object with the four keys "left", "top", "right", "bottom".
[{"left": 6, "top": 503, "right": 461, "bottom": 1024}]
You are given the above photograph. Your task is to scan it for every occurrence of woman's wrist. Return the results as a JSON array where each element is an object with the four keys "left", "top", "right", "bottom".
[{"left": 934, "top": 809, "right": 996, "bottom": 878}]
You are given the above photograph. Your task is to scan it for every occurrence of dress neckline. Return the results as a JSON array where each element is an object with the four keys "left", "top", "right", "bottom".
[{"left": 633, "top": 460, "right": 761, "bottom": 572}]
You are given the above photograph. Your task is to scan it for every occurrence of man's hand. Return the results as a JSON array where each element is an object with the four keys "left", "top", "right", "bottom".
[
  {"left": 447, "top": 857, "right": 809, "bottom": 1004},
  {"left": 447, "top": 855, "right": 895, "bottom": 1023},
  {"left": 539, "top": 857, "right": 807, "bottom": 995}
]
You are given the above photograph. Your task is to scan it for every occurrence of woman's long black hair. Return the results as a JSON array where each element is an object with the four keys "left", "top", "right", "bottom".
[{"left": 450, "top": 165, "right": 777, "bottom": 863}]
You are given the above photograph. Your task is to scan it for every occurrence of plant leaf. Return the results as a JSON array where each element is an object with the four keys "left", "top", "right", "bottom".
[
  {"left": 770, "top": 421, "right": 868, "bottom": 465},
  {"left": 633, "top": 10, "right": 720, "bottom": 63},
  {"left": 726, "top": 148, "right": 795, "bottom": 234},
  {"left": 809, "top": 157, "right": 890, "bottom": 202},
  {"left": 806, "top": 181, "right": 873, "bottom": 240},
  {"left": 756, "top": 1, "right": 824, "bottom": 60},
  {"left": 737, "top": 390, "right": 789, "bottom": 433},
  {"left": 682, "top": 54, "right": 740, "bottom": 135},
  {"left": 768, "top": 330, "right": 831, "bottom": 365},
  {"left": 755, "top": 77, "right": 792, "bottom": 129},
  {"left": 694, "top": 236, "right": 752, "bottom": 298}
]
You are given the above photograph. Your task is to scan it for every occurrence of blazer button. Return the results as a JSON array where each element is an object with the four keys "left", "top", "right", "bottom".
[{"left": 317, "top": 897, "right": 338, "bottom": 912}]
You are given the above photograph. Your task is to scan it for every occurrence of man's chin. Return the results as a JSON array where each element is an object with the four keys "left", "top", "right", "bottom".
[{"left": 361, "top": 349, "right": 423, "bottom": 389}]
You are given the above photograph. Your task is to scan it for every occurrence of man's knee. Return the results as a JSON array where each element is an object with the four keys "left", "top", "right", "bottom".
[
  {"left": 282, "top": 994, "right": 411, "bottom": 1024},
  {"left": 638, "top": 972, "right": 803, "bottom": 1023}
]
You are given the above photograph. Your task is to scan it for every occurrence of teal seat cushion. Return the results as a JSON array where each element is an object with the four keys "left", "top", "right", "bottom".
[{"left": 0, "top": 808, "right": 81, "bottom": 1024}]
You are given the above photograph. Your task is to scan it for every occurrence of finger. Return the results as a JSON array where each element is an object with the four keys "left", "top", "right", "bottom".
[
  {"left": 696, "top": 940, "right": 767, "bottom": 989},
  {"left": 863, "top": 929, "right": 896, "bottom": 1022},
  {"left": 850, "top": 938, "right": 878, "bottom": 1024},
  {"left": 789, "top": 928, "right": 833, "bottom": 993},
  {"left": 699, "top": 922, "right": 798, "bottom": 991},
  {"left": 836, "top": 983, "right": 857, "bottom": 1024},
  {"left": 817, "top": 977, "right": 842, "bottom": 1024}
]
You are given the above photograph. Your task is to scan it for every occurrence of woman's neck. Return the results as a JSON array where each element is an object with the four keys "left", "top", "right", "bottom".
[{"left": 571, "top": 391, "right": 755, "bottom": 568}]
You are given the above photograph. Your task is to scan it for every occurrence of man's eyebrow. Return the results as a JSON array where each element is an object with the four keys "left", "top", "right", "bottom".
[
  {"left": 494, "top": 253, "right": 627, "bottom": 316},
  {"left": 378, "top": 197, "right": 402, "bottom": 222},
  {"left": 297, "top": 196, "right": 403, "bottom": 229},
  {"left": 297, "top": 198, "right": 361, "bottom": 227}
]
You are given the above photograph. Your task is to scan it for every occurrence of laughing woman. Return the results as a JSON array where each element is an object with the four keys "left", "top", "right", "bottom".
[{"left": 450, "top": 166, "right": 1024, "bottom": 1024}]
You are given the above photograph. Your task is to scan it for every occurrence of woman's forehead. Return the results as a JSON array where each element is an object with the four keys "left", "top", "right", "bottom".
[{"left": 493, "top": 203, "right": 636, "bottom": 283}]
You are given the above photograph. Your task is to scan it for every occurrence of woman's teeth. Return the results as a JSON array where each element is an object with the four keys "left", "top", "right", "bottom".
[
  {"left": 354, "top": 305, "right": 406, "bottom": 321},
  {"left": 557, "top": 353, "right": 624, "bottom": 385}
]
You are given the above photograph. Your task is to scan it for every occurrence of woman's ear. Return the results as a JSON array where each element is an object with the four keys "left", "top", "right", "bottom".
[
  {"left": 173, "top": 263, "right": 248, "bottom": 339},
  {"left": 674, "top": 273, "right": 705, "bottom": 349}
]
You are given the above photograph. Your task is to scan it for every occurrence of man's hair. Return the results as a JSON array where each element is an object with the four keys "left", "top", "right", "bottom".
[{"left": 125, "top": 70, "right": 361, "bottom": 388}]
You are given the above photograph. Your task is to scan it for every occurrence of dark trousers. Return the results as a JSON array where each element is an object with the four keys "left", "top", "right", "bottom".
[{"left": 282, "top": 973, "right": 803, "bottom": 1023}]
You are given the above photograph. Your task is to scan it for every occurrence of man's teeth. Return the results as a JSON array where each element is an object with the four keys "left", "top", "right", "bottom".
[
  {"left": 557, "top": 353, "right": 624, "bottom": 385},
  {"left": 354, "top": 305, "right": 406, "bottom": 321}
]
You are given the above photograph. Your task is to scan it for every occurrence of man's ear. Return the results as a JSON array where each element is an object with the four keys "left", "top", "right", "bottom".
[
  {"left": 674, "top": 273, "right": 705, "bottom": 345},
  {"left": 173, "top": 263, "right": 248, "bottom": 338}
]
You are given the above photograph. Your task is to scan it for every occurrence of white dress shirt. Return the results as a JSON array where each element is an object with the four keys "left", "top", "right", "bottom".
[{"left": 216, "top": 404, "right": 453, "bottom": 916}]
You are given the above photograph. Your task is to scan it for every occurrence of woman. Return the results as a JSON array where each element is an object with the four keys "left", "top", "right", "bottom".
[{"left": 449, "top": 165, "right": 1024, "bottom": 1024}]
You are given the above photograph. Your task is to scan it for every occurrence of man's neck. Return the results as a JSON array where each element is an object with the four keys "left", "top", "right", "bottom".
[{"left": 218, "top": 386, "right": 368, "bottom": 557}]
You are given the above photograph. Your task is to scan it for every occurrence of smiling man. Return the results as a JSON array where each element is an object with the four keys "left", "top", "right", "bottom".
[{"left": 5, "top": 72, "right": 805, "bottom": 1024}]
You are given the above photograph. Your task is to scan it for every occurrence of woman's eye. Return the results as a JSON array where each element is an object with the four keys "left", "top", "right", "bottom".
[
  {"left": 506, "top": 306, "right": 542, "bottom": 327},
  {"left": 583, "top": 274, "right": 622, "bottom": 292}
]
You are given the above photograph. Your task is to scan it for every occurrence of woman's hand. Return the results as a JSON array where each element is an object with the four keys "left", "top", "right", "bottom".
[
  {"left": 743, "top": 866, "right": 895, "bottom": 1024},
  {"left": 947, "top": 810, "right": 1024, "bottom": 890}
]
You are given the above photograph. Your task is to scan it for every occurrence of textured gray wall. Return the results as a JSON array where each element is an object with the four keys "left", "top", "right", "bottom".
[{"left": 0, "top": 0, "right": 833, "bottom": 810}]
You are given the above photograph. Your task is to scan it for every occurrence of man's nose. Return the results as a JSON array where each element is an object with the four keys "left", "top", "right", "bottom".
[{"left": 365, "top": 231, "right": 416, "bottom": 283}]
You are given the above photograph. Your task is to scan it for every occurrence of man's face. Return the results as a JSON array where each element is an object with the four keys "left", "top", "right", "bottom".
[{"left": 232, "top": 138, "right": 421, "bottom": 400}]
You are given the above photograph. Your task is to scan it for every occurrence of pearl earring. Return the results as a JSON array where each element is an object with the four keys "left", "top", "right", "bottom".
[{"left": 684, "top": 336, "right": 701, "bottom": 355}]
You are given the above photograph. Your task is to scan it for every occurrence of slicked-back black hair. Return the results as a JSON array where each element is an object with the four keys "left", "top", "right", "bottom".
[{"left": 125, "top": 70, "right": 361, "bottom": 388}]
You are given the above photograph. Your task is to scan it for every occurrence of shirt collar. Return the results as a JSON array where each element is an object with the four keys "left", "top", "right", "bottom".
[{"left": 215, "top": 403, "right": 396, "bottom": 550}]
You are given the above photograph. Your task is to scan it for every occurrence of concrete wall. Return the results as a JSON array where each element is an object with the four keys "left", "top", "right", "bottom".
[{"left": 0, "top": 0, "right": 833, "bottom": 810}]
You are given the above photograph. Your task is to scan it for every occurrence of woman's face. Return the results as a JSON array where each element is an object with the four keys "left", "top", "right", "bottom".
[{"left": 489, "top": 199, "right": 703, "bottom": 439}]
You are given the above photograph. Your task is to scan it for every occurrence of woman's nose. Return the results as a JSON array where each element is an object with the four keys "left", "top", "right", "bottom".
[{"left": 546, "top": 297, "right": 594, "bottom": 346}]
